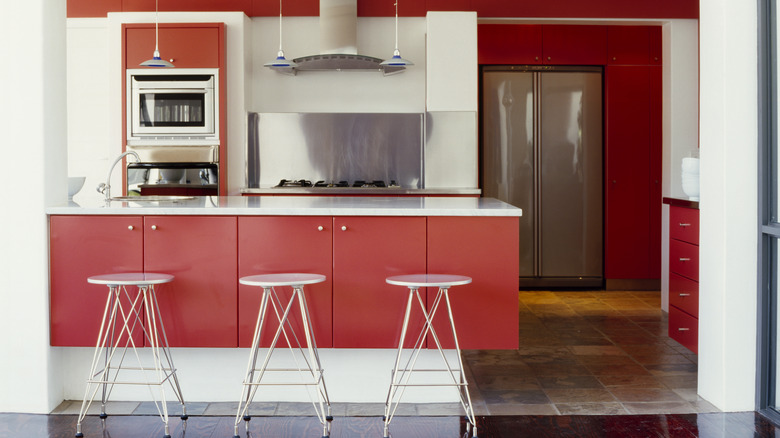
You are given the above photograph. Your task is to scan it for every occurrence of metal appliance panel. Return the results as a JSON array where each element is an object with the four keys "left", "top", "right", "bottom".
[
  {"left": 539, "top": 72, "right": 603, "bottom": 278},
  {"left": 482, "top": 67, "right": 603, "bottom": 286},
  {"left": 481, "top": 72, "right": 535, "bottom": 277},
  {"left": 424, "top": 111, "right": 479, "bottom": 189},
  {"left": 246, "top": 112, "right": 424, "bottom": 188}
]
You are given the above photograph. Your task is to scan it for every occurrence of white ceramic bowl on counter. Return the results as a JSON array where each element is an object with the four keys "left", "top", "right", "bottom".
[{"left": 68, "top": 176, "right": 86, "bottom": 199}]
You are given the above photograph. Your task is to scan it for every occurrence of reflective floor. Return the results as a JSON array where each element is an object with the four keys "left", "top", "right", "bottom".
[{"left": 3, "top": 412, "right": 779, "bottom": 438}]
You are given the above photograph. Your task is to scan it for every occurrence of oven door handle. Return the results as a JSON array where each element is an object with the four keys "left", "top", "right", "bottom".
[{"left": 138, "top": 89, "right": 208, "bottom": 94}]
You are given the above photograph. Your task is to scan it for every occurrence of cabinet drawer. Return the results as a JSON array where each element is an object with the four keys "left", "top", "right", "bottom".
[
  {"left": 669, "top": 273, "right": 698, "bottom": 318},
  {"left": 670, "top": 206, "right": 699, "bottom": 245},
  {"left": 670, "top": 239, "right": 698, "bottom": 281},
  {"left": 669, "top": 305, "right": 698, "bottom": 354}
]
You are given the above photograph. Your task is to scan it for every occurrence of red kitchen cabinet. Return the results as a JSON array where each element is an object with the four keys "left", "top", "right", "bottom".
[
  {"left": 50, "top": 216, "right": 144, "bottom": 347},
  {"left": 668, "top": 205, "right": 699, "bottom": 353},
  {"left": 605, "top": 65, "right": 653, "bottom": 279},
  {"left": 427, "top": 217, "right": 519, "bottom": 349},
  {"left": 143, "top": 216, "right": 237, "bottom": 347},
  {"left": 478, "top": 24, "right": 542, "bottom": 65},
  {"left": 607, "top": 26, "right": 650, "bottom": 65},
  {"left": 332, "top": 217, "right": 427, "bottom": 348},
  {"left": 237, "top": 216, "right": 333, "bottom": 348},
  {"left": 542, "top": 25, "right": 607, "bottom": 65},
  {"left": 124, "top": 23, "right": 221, "bottom": 68}
]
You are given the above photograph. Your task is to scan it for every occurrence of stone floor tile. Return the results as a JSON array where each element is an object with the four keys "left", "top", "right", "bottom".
[
  {"left": 555, "top": 402, "right": 628, "bottom": 415},
  {"left": 543, "top": 388, "right": 617, "bottom": 404},
  {"left": 486, "top": 403, "right": 559, "bottom": 415}
]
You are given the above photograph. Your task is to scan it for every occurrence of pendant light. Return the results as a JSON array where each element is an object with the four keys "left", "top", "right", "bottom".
[
  {"left": 140, "top": 0, "right": 174, "bottom": 67},
  {"left": 380, "top": 1, "right": 413, "bottom": 67},
  {"left": 264, "top": 0, "right": 298, "bottom": 69}
]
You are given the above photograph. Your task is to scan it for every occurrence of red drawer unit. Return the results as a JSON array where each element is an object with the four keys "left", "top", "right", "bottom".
[
  {"left": 670, "top": 205, "right": 699, "bottom": 244},
  {"left": 667, "top": 204, "right": 699, "bottom": 354},
  {"left": 669, "top": 306, "right": 698, "bottom": 354},
  {"left": 669, "top": 239, "right": 699, "bottom": 282},
  {"left": 669, "top": 273, "right": 698, "bottom": 318}
]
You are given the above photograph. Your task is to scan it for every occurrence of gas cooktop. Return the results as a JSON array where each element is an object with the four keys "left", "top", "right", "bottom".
[{"left": 274, "top": 179, "right": 400, "bottom": 188}]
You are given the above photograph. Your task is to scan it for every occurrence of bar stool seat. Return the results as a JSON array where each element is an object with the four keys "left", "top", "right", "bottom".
[
  {"left": 234, "top": 273, "right": 332, "bottom": 438},
  {"left": 383, "top": 274, "right": 478, "bottom": 438},
  {"left": 75, "top": 272, "right": 186, "bottom": 438}
]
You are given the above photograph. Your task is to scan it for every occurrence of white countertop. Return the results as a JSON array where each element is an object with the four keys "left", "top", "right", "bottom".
[{"left": 47, "top": 196, "right": 522, "bottom": 217}]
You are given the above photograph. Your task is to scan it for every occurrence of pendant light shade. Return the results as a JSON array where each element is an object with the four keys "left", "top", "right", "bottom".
[
  {"left": 380, "top": 1, "right": 413, "bottom": 67},
  {"left": 140, "top": 0, "right": 174, "bottom": 67},
  {"left": 264, "top": 0, "right": 298, "bottom": 69}
]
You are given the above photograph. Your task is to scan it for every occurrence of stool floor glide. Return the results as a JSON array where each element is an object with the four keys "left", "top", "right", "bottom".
[
  {"left": 75, "top": 273, "right": 186, "bottom": 438},
  {"left": 234, "top": 273, "right": 332, "bottom": 438},
  {"left": 384, "top": 274, "right": 478, "bottom": 438}
]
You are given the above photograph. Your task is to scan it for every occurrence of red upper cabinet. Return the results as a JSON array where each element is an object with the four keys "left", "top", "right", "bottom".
[
  {"left": 357, "top": 0, "right": 427, "bottom": 16},
  {"left": 332, "top": 217, "right": 427, "bottom": 348},
  {"left": 542, "top": 25, "right": 607, "bottom": 65},
  {"left": 607, "top": 26, "right": 650, "bottom": 65},
  {"left": 478, "top": 24, "right": 542, "bottom": 65},
  {"left": 237, "top": 216, "right": 334, "bottom": 348},
  {"left": 50, "top": 216, "right": 144, "bottom": 347},
  {"left": 143, "top": 216, "right": 237, "bottom": 347},
  {"left": 124, "top": 23, "right": 222, "bottom": 69}
]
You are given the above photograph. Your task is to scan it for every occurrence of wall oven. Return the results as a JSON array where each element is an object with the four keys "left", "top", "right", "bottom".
[{"left": 127, "top": 69, "right": 218, "bottom": 141}]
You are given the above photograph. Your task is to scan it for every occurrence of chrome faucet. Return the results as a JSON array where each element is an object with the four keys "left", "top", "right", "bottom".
[{"left": 97, "top": 151, "right": 141, "bottom": 201}]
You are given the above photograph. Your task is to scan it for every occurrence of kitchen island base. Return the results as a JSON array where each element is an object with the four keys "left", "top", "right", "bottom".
[{"left": 55, "top": 348, "right": 465, "bottom": 403}]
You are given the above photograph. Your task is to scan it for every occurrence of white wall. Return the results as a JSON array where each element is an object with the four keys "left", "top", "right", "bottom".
[
  {"left": 698, "top": 0, "right": 759, "bottom": 411},
  {"left": 0, "top": 0, "right": 67, "bottom": 413},
  {"left": 250, "top": 16, "right": 426, "bottom": 113}
]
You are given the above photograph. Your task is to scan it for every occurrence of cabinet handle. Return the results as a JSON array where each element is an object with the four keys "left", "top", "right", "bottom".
[
  {"left": 547, "top": 56, "right": 552, "bottom": 61},
  {"left": 679, "top": 223, "right": 691, "bottom": 227},
  {"left": 341, "top": 226, "right": 347, "bottom": 231},
  {"left": 678, "top": 293, "right": 691, "bottom": 297},
  {"left": 534, "top": 56, "right": 539, "bottom": 61},
  {"left": 612, "top": 56, "right": 617, "bottom": 61},
  {"left": 128, "top": 225, "right": 134, "bottom": 231},
  {"left": 678, "top": 327, "right": 690, "bottom": 331},
  {"left": 318, "top": 226, "right": 324, "bottom": 231},
  {"left": 151, "top": 225, "right": 158, "bottom": 230},
  {"left": 679, "top": 257, "right": 691, "bottom": 262}
]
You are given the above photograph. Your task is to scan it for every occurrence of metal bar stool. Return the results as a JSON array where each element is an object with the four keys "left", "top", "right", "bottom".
[
  {"left": 75, "top": 273, "right": 186, "bottom": 438},
  {"left": 233, "top": 273, "right": 333, "bottom": 438},
  {"left": 383, "top": 274, "right": 478, "bottom": 438}
]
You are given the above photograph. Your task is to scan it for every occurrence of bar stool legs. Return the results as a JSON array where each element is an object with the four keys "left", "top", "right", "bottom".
[
  {"left": 233, "top": 274, "right": 332, "bottom": 438},
  {"left": 75, "top": 274, "right": 186, "bottom": 438},
  {"left": 384, "top": 275, "right": 477, "bottom": 438}
]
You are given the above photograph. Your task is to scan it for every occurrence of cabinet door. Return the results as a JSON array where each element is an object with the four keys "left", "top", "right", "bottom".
[
  {"left": 427, "top": 217, "right": 520, "bottom": 349},
  {"left": 478, "top": 24, "right": 542, "bottom": 64},
  {"left": 605, "top": 66, "right": 651, "bottom": 279},
  {"left": 669, "top": 273, "right": 698, "bottom": 318},
  {"left": 50, "top": 216, "right": 143, "bottom": 346},
  {"left": 542, "top": 25, "right": 607, "bottom": 65},
  {"left": 143, "top": 216, "right": 237, "bottom": 347},
  {"left": 607, "top": 26, "right": 650, "bottom": 65},
  {"left": 669, "top": 306, "right": 698, "bottom": 354},
  {"left": 237, "top": 216, "right": 333, "bottom": 348},
  {"left": 125, "top": 24, "right": 221, "bottom": 68},
  {"left": 332, "top": 217, "right": 427, "bottom": 348}
]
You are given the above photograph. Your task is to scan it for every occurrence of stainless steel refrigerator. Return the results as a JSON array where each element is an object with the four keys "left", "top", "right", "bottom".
[{"left": 481, "top": 66, "right": 603, "bottom": 288}]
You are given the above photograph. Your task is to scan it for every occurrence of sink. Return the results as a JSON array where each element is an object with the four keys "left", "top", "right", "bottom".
[{"left": 109, "top": 196, "right": 196, "bottom": 202}]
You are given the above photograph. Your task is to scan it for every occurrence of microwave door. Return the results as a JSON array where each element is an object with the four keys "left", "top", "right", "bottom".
[{"left": 133, "top": 89, "right": 214, "bottom": 136}]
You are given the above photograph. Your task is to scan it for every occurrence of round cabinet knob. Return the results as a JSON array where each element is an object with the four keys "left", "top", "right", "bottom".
[
  {"left": 127, "top": 225, "right": 134, "bottom": 230},
  {"left": 547, "top": 56, "right": 552, "bottom": 61},
  {"left": 151, "top": 225, "right": 158, "bottom": 230},
  {"left": 341, "top": 226, "right": 347, "bottom": 231},
  {"left": 318, "top": 226, "right": 324, "bottom": 231}
]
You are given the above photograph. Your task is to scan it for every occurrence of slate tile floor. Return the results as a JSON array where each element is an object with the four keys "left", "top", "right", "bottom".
[{"left": 52, "top": 290, "right": 716, "bottom": 417}]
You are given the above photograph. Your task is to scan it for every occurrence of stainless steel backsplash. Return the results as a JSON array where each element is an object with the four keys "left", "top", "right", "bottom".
[{"left": 246, "top": 112, "right": 424, "bottom": 188}]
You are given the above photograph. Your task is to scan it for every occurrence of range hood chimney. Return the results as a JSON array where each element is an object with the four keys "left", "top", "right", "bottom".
[{"left": 272, "top": 0, "right": 406, "bottom": 75}]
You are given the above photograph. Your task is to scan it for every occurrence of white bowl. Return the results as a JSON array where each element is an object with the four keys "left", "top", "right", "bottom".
[
  {"left": 681, "top": 157, "right": 700, "bottom": 173},
  {"left": 68, "top": 176, "right": 86, "bottom": 198}
]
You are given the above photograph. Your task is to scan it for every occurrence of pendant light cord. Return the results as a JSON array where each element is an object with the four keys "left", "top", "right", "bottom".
[
  {"left": 394, "top": 1, "right": 399, "bottom": 51},
  {"left": 154, "top": 0, "right": 160, "bottom": 53},
  {"left": 279, "top": 0, "right": 284, "bottom": 53}
]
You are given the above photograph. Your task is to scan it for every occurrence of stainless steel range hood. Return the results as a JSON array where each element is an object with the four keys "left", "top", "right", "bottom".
[{"left": 272, "top": 0, "right": 406, "bottom": 75}]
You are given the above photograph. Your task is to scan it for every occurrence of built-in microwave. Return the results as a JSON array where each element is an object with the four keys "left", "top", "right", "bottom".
[{"left": 127, "top": 69, "right": 218, "bottom": 141}]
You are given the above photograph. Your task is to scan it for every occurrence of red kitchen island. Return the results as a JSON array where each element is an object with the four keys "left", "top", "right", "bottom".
[{"left": 47, "top": 196, "right": 521, "bottom": 403}]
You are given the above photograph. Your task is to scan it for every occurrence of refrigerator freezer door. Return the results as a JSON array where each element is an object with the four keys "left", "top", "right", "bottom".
[
  {"left": 482, "top": 71, "right": 535, "bottom": 277},
  {"left": 539, "top": 72, "right": 603, "bottom": 278}
]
